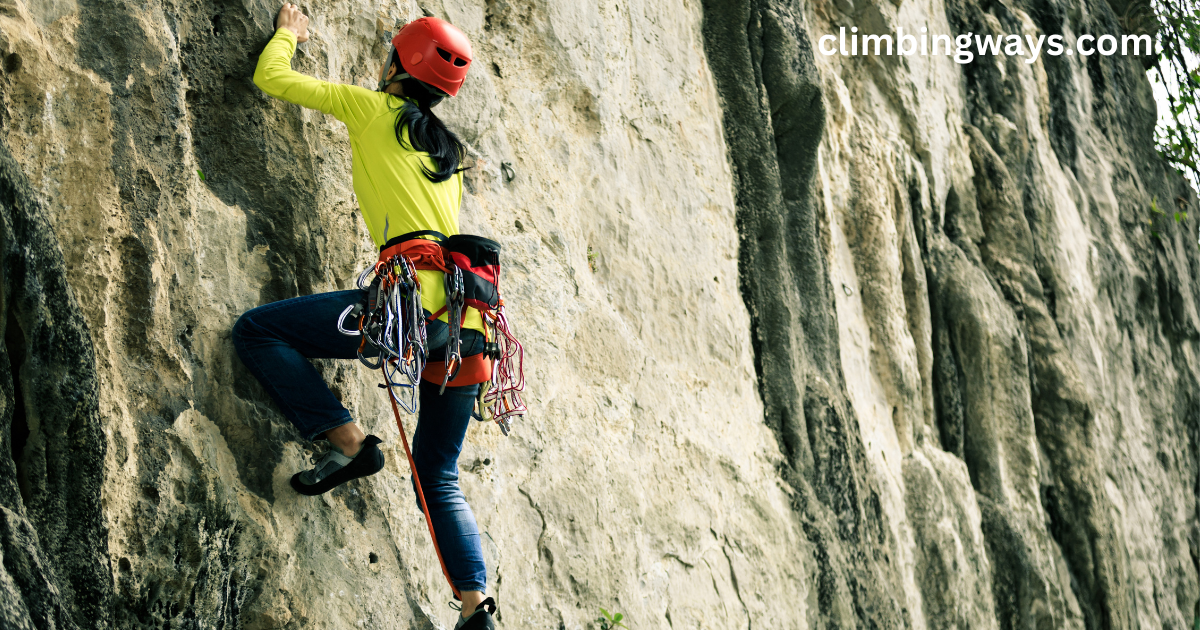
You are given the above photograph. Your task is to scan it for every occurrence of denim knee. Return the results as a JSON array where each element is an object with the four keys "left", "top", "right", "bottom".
[
  {"left": 232, "top": 310, "right": 270, "bottom": 354},
  {"left": 411, "top": 469, "right": 461, "bottom": 511},
  {"left": 232, "top": 311, "right": 253, "bottom": 345}
]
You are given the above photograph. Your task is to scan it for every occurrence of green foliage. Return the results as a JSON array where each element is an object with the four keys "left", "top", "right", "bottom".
[
  {"left": 1149, "top": 0, "right": 1200, "bottom": 191},
  {"left": 597, "top": 607, "right": 629, "bottom": 630},
  {"left": 1147, "top": 194, "right": 1191, "bottom": 240},
  {"left": 1150, "top": 196, "right": 1166, "bottom": 239},
  {"left": 197, "top": 169, "right": 206, "bottom": 181}
]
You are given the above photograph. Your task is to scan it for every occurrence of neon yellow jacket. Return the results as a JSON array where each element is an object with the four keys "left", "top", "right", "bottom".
[{"left": 253, "top": 27, "right": 482, "bottom": 332}]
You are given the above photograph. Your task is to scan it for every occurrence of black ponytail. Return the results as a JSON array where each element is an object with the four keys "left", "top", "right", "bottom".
[{"left": 386, "top": 59, "right": 467, "bottom": 183}]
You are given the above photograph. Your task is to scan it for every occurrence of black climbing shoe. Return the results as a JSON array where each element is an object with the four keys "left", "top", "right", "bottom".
[
  {"left": 290, "top": 435, "right": 385, "bottom": 496},
  {"left": 453, "top": 598, "right": 496, "bottom": 630}
]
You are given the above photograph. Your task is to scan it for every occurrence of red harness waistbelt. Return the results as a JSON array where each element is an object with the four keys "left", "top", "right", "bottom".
[
  {"left": 422, "top": 353, "right": 493, "bottom": 387},
  {"left": 380, "top": 239, "right": 451, "bottom": 274},
  {"left": 379, "top": 238, "right": 493, "bottom": 387}
]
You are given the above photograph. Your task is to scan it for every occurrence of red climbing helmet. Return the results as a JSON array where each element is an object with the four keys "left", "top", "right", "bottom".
[{"left": 391, "top": 17, "right": 472, "bottom": 97}]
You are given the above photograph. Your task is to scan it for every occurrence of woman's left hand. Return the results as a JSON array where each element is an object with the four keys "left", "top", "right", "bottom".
[{"left": 276, "top": 3, "right": 309, "bottom": 42}]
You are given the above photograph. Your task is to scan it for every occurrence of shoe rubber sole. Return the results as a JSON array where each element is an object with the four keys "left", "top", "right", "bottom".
[
  {"left": 454, "top": 598, "right": 497, "bottom": 630},
  {"left": 291, "top": 435, "right": 385, "bottom": 496}
]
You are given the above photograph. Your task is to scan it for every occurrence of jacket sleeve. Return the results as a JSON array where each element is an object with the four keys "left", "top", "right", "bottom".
[{"left": 253, "top": 28, "right": 377, "bottom": 136}]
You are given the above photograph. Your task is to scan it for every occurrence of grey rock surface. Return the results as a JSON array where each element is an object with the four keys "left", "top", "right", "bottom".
[{"left": 0, "top": 0, "right": 1196, "bottom": 625}]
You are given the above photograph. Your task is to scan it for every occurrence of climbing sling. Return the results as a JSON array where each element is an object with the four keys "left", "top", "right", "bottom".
[{"left": 343, "top": 229, "right": 526, "bottom": 598}]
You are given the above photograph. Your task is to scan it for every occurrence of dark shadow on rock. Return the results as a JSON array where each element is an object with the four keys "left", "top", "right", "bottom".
[
  {"left": 701, "top": 0, "right": 909, "bottom": 625},
  {"left": 0, "top": 138, "right": 111, "bottom": 629},
  {"left": 71, "top": 0, "right": 343, "bottom": 503}
]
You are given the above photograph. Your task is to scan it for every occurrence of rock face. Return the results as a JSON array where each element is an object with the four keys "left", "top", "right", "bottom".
[{"left": 0, "top": 0, "right": 1195, "bottom": 625}]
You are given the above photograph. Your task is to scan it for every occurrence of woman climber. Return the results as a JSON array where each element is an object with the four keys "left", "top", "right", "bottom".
[{"left": 232, "top": 5, "right": 497, "bottom": 628}]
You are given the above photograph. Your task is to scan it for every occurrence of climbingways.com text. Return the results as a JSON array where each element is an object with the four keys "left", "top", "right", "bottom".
[{"left": 819, "top": 27, "right": 1155, "bottom": 64}]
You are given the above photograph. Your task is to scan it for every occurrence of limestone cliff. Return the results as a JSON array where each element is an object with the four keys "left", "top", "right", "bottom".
[{"left": 0, "top": 0, "right": 1195, "bottom": 626}]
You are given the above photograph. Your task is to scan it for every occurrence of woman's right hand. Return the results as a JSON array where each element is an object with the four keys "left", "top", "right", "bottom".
[{"left": 276, "top": 3, "right": 309, "bottom": 42}]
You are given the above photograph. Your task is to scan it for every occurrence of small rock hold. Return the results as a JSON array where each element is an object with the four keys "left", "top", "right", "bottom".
[
  {"left": 368, "top": 552, "right": 379, "bottom": 564},
  {"left": 4, "top": 53, "right": 21, "bottom": 74}
]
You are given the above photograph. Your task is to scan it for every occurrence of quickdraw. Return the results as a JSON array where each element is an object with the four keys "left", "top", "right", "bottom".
[
  {"left": 441, "top": 265, "right": 465, "bottom": 394},
  {"left": 354, "top": 253, "right": 427, "bottom": 413}
]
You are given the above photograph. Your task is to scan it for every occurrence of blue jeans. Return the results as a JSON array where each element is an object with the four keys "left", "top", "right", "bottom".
[{"left": 232, "top": 289, "right": 488, "bottom": 592}]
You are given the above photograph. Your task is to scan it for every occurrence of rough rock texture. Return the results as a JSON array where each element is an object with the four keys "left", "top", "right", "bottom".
[{"left": 0, "top": 0, "right": 1196, "bottom": 625}]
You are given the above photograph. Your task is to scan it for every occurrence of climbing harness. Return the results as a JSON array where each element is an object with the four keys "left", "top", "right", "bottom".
[
  {"left": 345, "top": 229, "right": 526, "bottom": 598},
  {"left": 358, "top": 230, "right": 527, "bottom": 432}
]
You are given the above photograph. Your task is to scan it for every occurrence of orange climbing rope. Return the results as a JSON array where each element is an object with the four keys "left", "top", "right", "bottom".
[{"left": 383, "top": 365, "right": 462, "bottom": 601}]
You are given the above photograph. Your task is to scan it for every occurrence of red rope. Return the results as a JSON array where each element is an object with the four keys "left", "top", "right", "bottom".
[
  {"left": 482, "top": 305, "right": 526, "bottom": 422},
  {"left": 383, "top": 366, "right": 462, "bottom": 601}
]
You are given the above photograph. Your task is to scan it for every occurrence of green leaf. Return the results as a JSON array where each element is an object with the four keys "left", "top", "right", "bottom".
[
  {"left": 614, "top": 613, "right": 623, "bottom": 623},
  {"left": 197, "top": 169, "right": 206, "bottom": 181},
  {"left": 600, "top": 608, "right": 613, "bottom": 621},
  {"left": 1150, "top": 1, "right": 1200, "bottom": 195},
  {"left": 1177, "top": 211, "right": 1188, "bottom": 222}
]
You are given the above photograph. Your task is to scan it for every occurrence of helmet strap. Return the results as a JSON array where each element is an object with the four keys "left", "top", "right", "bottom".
[
  {"left": 377, "top": 48, "right": 409, "bottom": 92},
  {"left": 376, "top": 48, "right": 451, "bottom": 104},
  {"left": 378, "top": 72, "right": 411, "bottom": 92}
]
